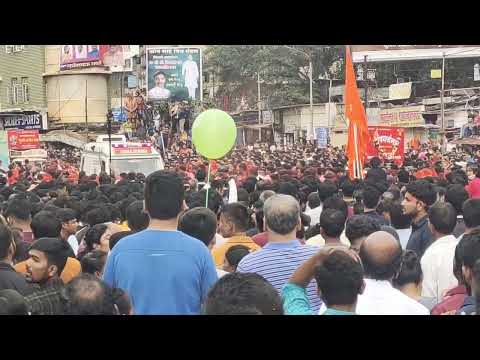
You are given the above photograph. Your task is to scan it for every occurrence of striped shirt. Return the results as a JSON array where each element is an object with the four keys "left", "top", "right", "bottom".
[{"left": 237, "top": 240, "right": 322, "bottom": 312}]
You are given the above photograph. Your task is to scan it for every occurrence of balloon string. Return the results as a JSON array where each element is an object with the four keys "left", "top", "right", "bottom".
[{"left": 205, "top": 160, "right": 211, "bottom": 209}]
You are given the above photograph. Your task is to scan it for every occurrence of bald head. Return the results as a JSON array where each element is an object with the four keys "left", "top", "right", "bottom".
[
  {"left": 264, "top": 194, "right": 300, "bottom": 235},
  {"left": 359, "top": 231, "right": 402, "bottom": 281}
]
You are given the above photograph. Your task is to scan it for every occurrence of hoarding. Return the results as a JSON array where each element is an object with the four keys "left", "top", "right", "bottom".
[
  {"left": 366, "top": 126, "right": 405, "bottom": 165},
  {"left": 7, "top": 130, "right": 40, "bottom": 151},
  {"left": 146, "top": 47, "right": 202, "bottom": 102},
  {"left": 0, "top": 131, "right": 9, "bottom": 172},
  {"left": 315, "top": 127, "right": 329, "bottom": 148},
  {"left": 60, "top": 45, "right": 102, "bottom": 70}
]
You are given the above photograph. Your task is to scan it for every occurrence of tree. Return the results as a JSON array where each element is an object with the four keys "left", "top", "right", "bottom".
[{"left": 204, "top": 45, "right": 345, "bottom": 110}]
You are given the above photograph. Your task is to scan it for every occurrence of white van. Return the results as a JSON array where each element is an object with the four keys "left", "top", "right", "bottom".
[{"left": 80, "top": 135, "right": 164, "bottom": 176}]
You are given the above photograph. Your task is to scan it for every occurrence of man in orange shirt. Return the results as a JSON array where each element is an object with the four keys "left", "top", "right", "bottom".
[{"left": 212, "top": 203, "right": 260, "bottom": 268}]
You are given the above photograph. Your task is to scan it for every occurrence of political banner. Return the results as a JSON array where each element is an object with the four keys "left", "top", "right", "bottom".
[
  {"left": 60, "top": 45, "right": 102, "bottom": 70},
  {"left": 7, "top": 130, "right": 40, "bottom": 151},
  {"left": 366, "top": 126, "right": 404, "bottom": 165},
  {"left": 0, "top": 131, "right": 9, "bottom": 172},
  {"left": 146, "top": 47, "right": 202, "bottom": 102}
]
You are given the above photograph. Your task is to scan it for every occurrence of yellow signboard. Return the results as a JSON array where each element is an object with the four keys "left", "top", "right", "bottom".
[{"left": 431, "top": 69, "right": 442, "bottom": 79}]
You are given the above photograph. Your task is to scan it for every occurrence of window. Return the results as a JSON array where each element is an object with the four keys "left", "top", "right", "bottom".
[
  {"left": 5, "top": 45, "right": 13, "bottom": 54},
  {"left": 11, "top": 78, "right": 18, "bottom": 104},
  {"left": 22, "top": 77, "right": 29, "bottom": 103}
]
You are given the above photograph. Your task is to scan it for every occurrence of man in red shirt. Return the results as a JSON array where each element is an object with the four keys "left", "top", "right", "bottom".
[{"left": 466, "top": 168, "right": 480, "bottom": 199}]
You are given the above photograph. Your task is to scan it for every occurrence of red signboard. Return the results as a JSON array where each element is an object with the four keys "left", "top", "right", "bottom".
[
  {"left": 112, "top": 144, "right": 152, "bottom": 155},
  {"left": 366, "top": 126, "right": 405, "bottom": 165},
  {"left": 7, "top": 130, "right": 40, "bottom": 150}
]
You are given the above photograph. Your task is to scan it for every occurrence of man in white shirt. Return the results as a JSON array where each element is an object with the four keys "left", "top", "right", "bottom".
[
  {"left": 304, "top": 192, "right": 322, "bottom": 227},
  {"left": 421, "top": 202, "right": 459, "bottom": 303},
  {"left": 57, "top": 208, "right": 79, "bottom": 256},
  {"left": 356, "top": 231, "right": 429, "bottom": 315},
  {"left": 389, "top": 202, "right": 412, "bottom": 249}
]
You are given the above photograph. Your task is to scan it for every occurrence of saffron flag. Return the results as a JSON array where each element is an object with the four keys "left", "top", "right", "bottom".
[{"left": 345, "top": 46, "right": 370, "bottom": 179}]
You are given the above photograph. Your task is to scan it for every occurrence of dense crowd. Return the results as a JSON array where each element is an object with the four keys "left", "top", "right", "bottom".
[{"left": 1, "top": 136, "right": 480, "bottom": 315}]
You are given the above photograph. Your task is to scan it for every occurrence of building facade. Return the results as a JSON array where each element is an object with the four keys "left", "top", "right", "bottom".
[{"left": 43, "top": 45, "right": 110, "bottom": 125}]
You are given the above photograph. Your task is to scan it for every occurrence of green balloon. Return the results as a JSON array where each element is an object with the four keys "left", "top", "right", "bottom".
[{"left": 192, "top": 109, "right": 237, "bottom": 159}]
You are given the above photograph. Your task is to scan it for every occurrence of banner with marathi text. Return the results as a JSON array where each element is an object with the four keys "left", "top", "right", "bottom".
[{"left": 366, "top": 126, "right": 405, "bottom": 165}]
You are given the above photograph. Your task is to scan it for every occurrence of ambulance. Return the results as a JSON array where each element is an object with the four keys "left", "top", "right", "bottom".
[{"left": 80, "top": 135, "right": 164, "bottom": 176}]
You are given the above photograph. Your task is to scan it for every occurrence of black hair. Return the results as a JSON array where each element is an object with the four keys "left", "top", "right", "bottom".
[
  {"left": 5, "top": 198, "right": 32, "bottom": 221},
  {"left": 112, "top": 287, "right": 133, "bottom": 315},
  {"left": 109, "top": 231, "right": 133, "bottom": 251},
  {"left": 340, "top": 179, "right": 355, "bottom": 198},
  {"left": 85, "top": 208, "right": 111, "bottom": 227},
  {"left": 360, "top": 240, "right": 403, "bottom": 281},
  {"left": 428, "top": 202, "right": 457, "bottom": 235},
  {"left": 320, "top": 209, "right": 346, "bottom": 238},
  {"left": 56, "top": 208, "right": 77, "bottom": 224},
  {"left": 454, "top": 236, "right": 469, "bottom": 283},
  {"left": 153, "top": 70, "right": 167, "bottom": 79},
  {"left": 392, "top": 250, "right": 422, "bottom": 288},
  {"left": 63, "top": 274, "right": 117, "bottom": 315},
  {"left": 125, "top": 201, "right": 149, "bottom": 232},
  {"left": 314, "top": 251, "right": 364, "bottom": 307},
  {"left": 362, "top": 186, "right": 381, "bottom": 209},
  {"left": 80, "top": 250, "right": 108, "bottom": 276},
  {"left": 178, "top": 207, "right": 217, "bottom": 247},
  {"left": 203, "top": 273, "right": 283, "bottom": 315},
  {"left": 389, "top": 202, "right": 412, "bottom": 230},
  {"left": 461, "top": 229, "right": 480, "bottom": 270},
  {"left": 144, "top": 171, "right": 184, "bottom": 220},
  {"left": 84, "top": 224, "right": 108, "bottom": 253},
  {"left": 0, "top": 223, "right": 13, "bottom": 260},
  {"left": 317, "top": 181, "right": 338, "bottom": 202},
  {"left": 195, "top": 169, "right": 206, "bottom": 182},
  {"left": 463, "top": 199, "right": 480, "bottom": 229},
  {"left": 323, "top": 195, "right": 348, "bottom": 219},
  {"left": 221, "top": 203, "right": 249, "bottom": 232},
  {"left": 31, "top": 211, "right": 62, "bottom": 239},
  {"left": 225, "top": 245, "right": 250, "bottom": 270},
  {"left": 345, "top": 215, "right": 381, "bottom": 245},
  {"left": 29, "top": 237, "right": 72, "bottom": 276},
  {"left": 405, "top": 180, "right": 437, "bottom": 208},
  {"left": 370, "top": 157, "right": 381, "bottom": 168},
  {"left": 445, "top": 184, "right": 469, "bottom": 215},
  {"left": 307, "top": 192, "right": 320, "bottom": 209}
]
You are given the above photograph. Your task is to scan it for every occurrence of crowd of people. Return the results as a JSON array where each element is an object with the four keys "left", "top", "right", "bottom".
[{"left": 1, "top": 133, "right": 480, "bottom": 315}]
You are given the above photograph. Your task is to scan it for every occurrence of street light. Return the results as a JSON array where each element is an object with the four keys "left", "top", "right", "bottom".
[{"left": 284, "top": 46, "right": 314, "bottom": 140}]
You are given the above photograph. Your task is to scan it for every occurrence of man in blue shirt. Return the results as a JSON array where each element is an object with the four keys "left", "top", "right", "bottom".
[
  {"left": 103, "top": 171, "right": 218, "bottom": 315},
  {"left": 237, "top": 194, "right": 323, "bottom": 312}
]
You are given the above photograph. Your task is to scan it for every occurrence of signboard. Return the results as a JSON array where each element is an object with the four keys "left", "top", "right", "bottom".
[
  {"left": 112, "top": 144, "right": 152, "bottom": 154},
  {"left": 0, "top": 111, "right": 43, "bottom": 130},
  {"left": 366, "top": 126, "right": 405, "bottom": 165},
  {"left": 430, "top": 69, "right": 442, "bottom": 79},
  {"left": 111, "top": 107, "right": 127, "bottom": 122},
  {"left": 127, "top": 75, "right": 138, "bottom": 89},
  {"left": 7, "top": 130, "right": 40, "bottom": 150},
  {"left": 351, "top": 45, "right": 480, "bottom": 63},
  {"left": 146, "top": 47, "right": 202, "bottom": 102},
  {"left": 60, "top": 45, "right": 101, "bottom": 70},
  {"left": 315, "top": 127, "right": 329, "bottom": 148},
  {"left": 0, "top": 131, "right": 9, "bottom": 172},
  {"left": 379, "top": 105, "right": 425, "bottom": 127}
]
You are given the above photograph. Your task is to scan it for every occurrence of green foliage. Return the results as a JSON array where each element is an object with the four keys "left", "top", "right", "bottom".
[{"left": 204, "top": 45, "right": 345, "bottom": 109}]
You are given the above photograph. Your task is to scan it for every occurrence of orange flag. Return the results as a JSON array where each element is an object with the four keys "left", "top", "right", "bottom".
[{"left": 345, "top": 46, "right": 370, "bottom": 179}]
